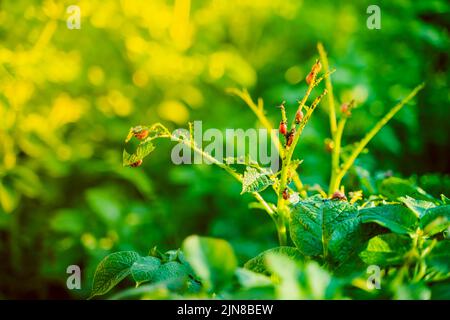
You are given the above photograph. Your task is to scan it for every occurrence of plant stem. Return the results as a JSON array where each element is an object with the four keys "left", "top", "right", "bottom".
[
  {"left": 329, "top": 83, "right": 425, "bottom": 193},
  {"left": 228, "top": 89, "right": 308, "bottom": 197},
  {"left": 174, "top": 135, "right": 277, "bottom": 221},
  {"left": 275, "top": 82, "right": 329, "bottom": 243},
  {"left": 328, "top": 118, "right": 346, "bottom": 195},
  {"left": 317, "top": 43, "right": 337, "bottom": 136}
]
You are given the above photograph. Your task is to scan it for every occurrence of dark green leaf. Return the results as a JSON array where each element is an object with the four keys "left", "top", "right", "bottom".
[
  {"left": 289, "top": 199, "right": 362, "bottom": 265},
  {"left": 426, "top": 240, "right": 450, "bottom": 274},
  {"left": 379, "top": 177, "right": 434, "bottom": 201},
  {"left": 360, "top": 204, "right": 418, "bottom": 235}
]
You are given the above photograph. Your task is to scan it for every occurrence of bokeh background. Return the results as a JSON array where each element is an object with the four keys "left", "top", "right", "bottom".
[{"left": 0, "top": 0, "right": 448, "bottom": 298}]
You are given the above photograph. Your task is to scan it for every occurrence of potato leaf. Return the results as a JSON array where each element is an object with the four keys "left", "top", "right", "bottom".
[
  {"left": 241, "top": 166, "right": 273, "bottom": 194},
  {"left": 90, "top": 251, "right": 140, "bottom": 298},
  {"left": 130, "top": 256, "right": 162, "bottom": 286},
  {"left": 359, "top": 233, "right": 411, "bottom": 266},
  {"left": 289, "top": 199, "right": 362, "bottom": 265},
  {"left": 420, "top": 205, "right": 450, "bottom": 236},
  {"left": 359, "top": 204, "right": 418, "bottom": 235}
]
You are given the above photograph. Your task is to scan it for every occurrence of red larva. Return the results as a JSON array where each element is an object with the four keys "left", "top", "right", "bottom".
[
  {"left": 134, "top": 129, "right": 149, "bottom": 140},
  {"left": 286, "top": 129, "right": 295, "bottom": 147},
  {"left": 130, "top": 159, "right": 143, "bottom": 167},
  {"left": 331, "top": 191, "right": 347, "bottom": 201},
  {"left": 295, "top": 110, "right": 304, "bottom": 124},
  {"left": 282, "top": 188, "right": 289, "bottom": 200},
  {"left": 279, "top": 121, "right": 287, "bottom": 135},
  {"left": 305, "top": 72, "right": 315, "bottom": 86}
]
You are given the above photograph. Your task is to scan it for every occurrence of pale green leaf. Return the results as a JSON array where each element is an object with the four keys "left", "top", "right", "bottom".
[
  {"left": 359, "top": 233, "right": 411, "bottom": 266},
  {"left": 182, "top": 235, "right": 237, "bottom": 292}
]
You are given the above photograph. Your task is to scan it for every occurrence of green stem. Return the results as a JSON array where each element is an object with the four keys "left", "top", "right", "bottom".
[
  {"left": 175, "top": 135, "right": 277, "bottom": 221},
  {"left": 329, "top": 118, "right": 346, "bottom": 195},
  {"left": 228, "top": 89, "right": 308, "bottom": 197},
  {"left": 331, "top": 83, "right": 425, "bottom": 193},
  {"left": 275, "top": 84, "right": 329, "bottom": 242},
  {"left": 318, "top": 43, "right": 337, "bottom": 136}
]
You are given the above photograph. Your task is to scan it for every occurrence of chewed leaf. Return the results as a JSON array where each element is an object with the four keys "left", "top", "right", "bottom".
[
  {"left": 123, "top": 141, "right": 155, "bottom": 167},
  {"left": 125, "top": 123, "right": 170, "bottom": 143},
  {"left": 241, "top": 166, "right": 274, "bottom": 194}
]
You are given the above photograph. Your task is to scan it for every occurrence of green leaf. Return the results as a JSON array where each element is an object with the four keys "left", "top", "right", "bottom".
[
  {"left": 123, "top": 123, "right": 171, "bottom": 166},
  {"left": 123, "top": 141, "right": 155, "bottom": 167},
  {"left": 265, "top": 253, "right": 338, "bottom": 299},
  {"left": 85, "top": 188, "right": 121, "bottom": 225},
  {"left": 379, "top": 177, "right": 434, "bottom": 201},
  {"left": 151, "top": 261, "right": 191, "bottom": 287},
  {"left": 241, "top": 166, "right": 273, "bottom": 194},
  {"left": 426, "top": 240, "right": 450, "bottom": 274},
  {"left": 265, "top": 253, "right": 302, "bottom": 299},
  {"left": 130, "top": 256, "right": 161, "bottom": 286},
  {"left": 50, "top": 209, "right": 85, "bottom": 235},
  {"left": 0, "top": 181, "right": 19, "bottom": 213},
  {"left": 394, "top": 283, "right": 431, "bottom": 300},
  {"left": 420, "top": 205, "right": 450, "bottom": 236},
  {"left": 359, "top": 204, "right": 418, "bottom": 235},
  {"left": 90, "top": 251, "right": 140, "bottom": 298},
  {"left": 399, "top": 195, "right": 436, "bottom": 218},
  {"left": 235, "top": 268, "right": 273, "bottom": 288},
  {"left": 244, "top": 247, "right": 303, "bottom": 275},
  {"left": 182, "top": 235, "right": 237, "bottom": 292},
  {"left": 359, "top": 233, "right": 411, "bottom": 266},
  {"left": 289, "top": 199, "right": 362, "bottom": 265}
]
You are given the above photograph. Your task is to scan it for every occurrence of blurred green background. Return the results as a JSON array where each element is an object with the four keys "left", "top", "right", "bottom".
[{"left": 0, "top": 0, "right": 448, "bottom": 298}]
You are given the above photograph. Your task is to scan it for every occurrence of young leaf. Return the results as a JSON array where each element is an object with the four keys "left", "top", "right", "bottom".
[
  {"left": 359, "top": 233, "right": 411, "bottom": 266},
  {"left": 359, "top": 204, "right": 418, "bottom": 235},
  {"left": 420, "top": 205, "right": 450, "bottom": 236},
  {"left": 130, "top": 256, "right": 161, "bottom": 286},
  {"left": 123, "top": 141, "right": 155, "bottom": 167},
  {"left": 241, "top": 166, "right": 273, "bottom": 194},
  {"left": 399, "top": 195, "right": 436, "bottom": 218},
  {"left": 244, "top": 247, "right": 304, "bottom": 275},
  {"left": 90, "top": 251, "right": 140, "bottom": 298},
  {"left": 289, "top": 199, "right": 362, "bottom": 265},
  {"left": 123, "top": 123, "right": 171, "bottom": 166},
  {"left": 426, "top": 241, "right": 450, "bottom": 274},
  {"left": 182, "top": 235, "right": 237, "bottom": 292},
  {"left": 379, "top": 177, "right": 434, "bottom": 201}
]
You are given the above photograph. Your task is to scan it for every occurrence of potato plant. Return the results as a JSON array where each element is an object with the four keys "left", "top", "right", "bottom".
[{"left": 90, "top": 44, "right": 449, "bottom": 300}]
